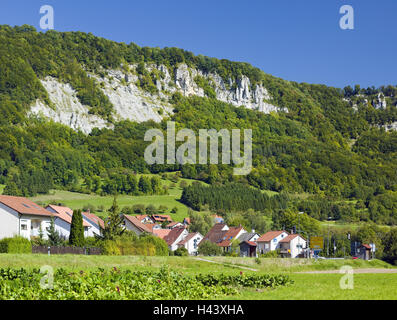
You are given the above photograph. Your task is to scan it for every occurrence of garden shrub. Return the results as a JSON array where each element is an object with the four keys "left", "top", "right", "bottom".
[{"left": 0, "top": 236, "right": 32, "bottom": 254}]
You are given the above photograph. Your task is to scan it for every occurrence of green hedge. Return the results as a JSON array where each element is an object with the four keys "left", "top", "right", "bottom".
[{"left": 0, "top": 237, "right": 32, "bottom": 254}]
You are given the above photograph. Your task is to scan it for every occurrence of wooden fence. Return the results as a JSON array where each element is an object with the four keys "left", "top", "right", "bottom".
[{"left": 32, "top": 246, "right": 101, "bottom": 255}]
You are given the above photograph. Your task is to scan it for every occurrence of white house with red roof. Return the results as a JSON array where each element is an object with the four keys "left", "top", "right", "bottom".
[
  {"left": 177, "top": 232, "right": 203, "bottom": 255},
  {"left": 256, "top": 230, "right": 289, "bottom": 255},
  {"left": 45, "top": 205, "right": 93, "bottom": 239},
  {"left": 163, "top": 227, "right": 189, "bottom": 251},
  {"left": 0, "top": 195, "right": 54, "bottom": 240},
  {"left": 81, "top": 210, "right": 104, "bottom": 237},
  {"left": 279, "top": 234, "right": 307, "bottom": 258},
  {"left": 123, "top": 215, "right": 153, "bottom": 236}
]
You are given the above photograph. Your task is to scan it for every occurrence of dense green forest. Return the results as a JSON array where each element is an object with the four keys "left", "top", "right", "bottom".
[{"left": 0, "top": 25, "right": 396, "bottom": 225}]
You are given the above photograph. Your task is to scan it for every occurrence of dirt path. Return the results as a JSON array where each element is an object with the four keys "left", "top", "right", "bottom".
[
  {"left": 297, "top": 268, "right": 397, "bottom": 274},
  {"left": 194, "top": 257, "right": 258, "bottom": 272}
]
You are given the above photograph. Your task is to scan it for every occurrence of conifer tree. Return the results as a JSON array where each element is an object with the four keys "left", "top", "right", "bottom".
[
  {"left": 46, "top": 217, "right": 62, "bottom": 246},
  {"left": 102, "top": 196, "right": 125, "bottom": 240},
  {"left": 69, "top": 209, "right": 84, "bottom": 246}
]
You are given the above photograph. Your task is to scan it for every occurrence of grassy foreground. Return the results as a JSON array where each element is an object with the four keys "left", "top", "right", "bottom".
[{"left": 0, "top": 254, "right": 395, "bottom": 300}]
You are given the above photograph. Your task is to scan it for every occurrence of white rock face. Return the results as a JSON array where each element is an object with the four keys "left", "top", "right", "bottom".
[
  {"left": 383, "top": 121, "right": 397, "bottom": 131},
  {"left": 29, "top": 63, "right": 282, "bottom": 134},
  {"left": 29, "top": 78, "right": 110, "bottom": 134},
  {"left": 92, "top": 69, "right": 172, "bottom": 123},
  {"left": 373, "top": 93, "right": 387, "bottom": 109}
]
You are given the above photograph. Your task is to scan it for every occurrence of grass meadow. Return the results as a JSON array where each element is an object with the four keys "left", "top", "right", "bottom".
[{"left": 0, "top": 254, "right": 395, "bottom": 300}]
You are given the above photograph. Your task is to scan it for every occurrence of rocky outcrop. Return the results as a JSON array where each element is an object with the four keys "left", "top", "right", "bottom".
[
  {"left": 29, "top": 78, "right": 110, "bottom": 134},
  {"left": 29, "top": 63, "right": 282, "bottom": 134},
  {"left": 373, "top": 93, "right": 387, "bottom": 109}
]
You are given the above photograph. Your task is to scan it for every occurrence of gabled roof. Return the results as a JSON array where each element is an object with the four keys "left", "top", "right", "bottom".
[
  {"left": 163, "top": 227, "right": 186, "bottom": 246},
  {"left": 82, "top": 212, "right": 105, "bottom": 229},
  {"left": 135, "top": 214, "right": 153, "bottom": 223},
  {"left": 177, "top": 232, "right": 201, "bottom": 246},
  {"left": 240, "top": 240, "right": 257, "bottom": 247},
  {"left": 279, "top": 234, "right": 306, "bottom": 243},
  {"left": 217, "top": 226, "right": 245, "bottom": 247},
  {"left": 124, "top": 215, "right": 152, "bottom": 234},
  {"left": 0, "top": 195, "right": 53, "bottom": 217},
  {"left": 166, "top": 221, "right": 184, "bottom": 229},
  {"left": 238, "top": 232, "right": 258, "bottom": 243},
  {"left": 256, "top": 231, "right": 288, "bottom": 242},
  {"left": 46, "top": 205, "right": 90, "bottom": 227},
  {"left": 151, "top": 214, "right": 173, "bottom": 223},
  {"left": 153, "top": 228, "right": 171, "bottom": 239},
  {"left": 202, "top": 223, "right": 229, "bottom": 244}
]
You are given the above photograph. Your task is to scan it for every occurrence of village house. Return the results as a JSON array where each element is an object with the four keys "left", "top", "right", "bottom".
[
  {"left": 239, "top": 241, "right": 258, "bottom": 257},
  {"left": 81, "top": 210, "right": 105, "bottom": 237},
  {"left": 163, "top": 227, "right": 189, "bottom": 251},
  {"left": 279, "top": 234, "right": 307, "bottom": 258},
  {"left": 151, "top": 214, "right": 173, "bottom": 224},
  {"left": 153, "top": 228, "right": 171, "bottom": 240},
  {"left": 123, "top": 215, "right": 153, "bottom": 236},
  {"left": 177, "top": 232, "right": 203, "bottom": 255},
  {"left": 135, "top": 214, "right": 155, "bottom": 224},
  {"left": 0, "top": 195, "right": 54, "bottom": 240},
  {"left": 256, "top": 230, "right": 289, "bottom": 255},
  {"left": 201, "top": 223, "right": 247, "bottom": 253},
  {"left": 45, "top": 205, "right": 91, "bottom": 238},
  {"left": 165, "top": 221, "right": 185, "bottom": 229},
  {"left": 238, "top": 231, "right": 260, "bottom": 257}
]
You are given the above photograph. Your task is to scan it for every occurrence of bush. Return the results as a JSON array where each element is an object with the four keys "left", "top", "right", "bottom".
[
  {"left": 100, "top": 233, "right": 169, "bottom": 256},
  {"left": 197, "top": 240, "right": 222, "bottom": 256},
  {"left": 260, "top": 250, "right": 280, "bottom": 258},
  {"left": 174, "top": 246, "right": 189, "bottom": 256},
  {"left": 0, "top": 236, "right": 32, "bottom": 254}
]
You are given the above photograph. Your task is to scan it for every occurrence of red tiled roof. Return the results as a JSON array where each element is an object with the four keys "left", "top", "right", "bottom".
[
  {"left": 240, "top": 241, "right": 257, "bottom": 247},
  {"left": 163, "top": 227, "right": 186, "bottom": 246},
  {"left": 82, "top": 212, "right": 105, "bottom": 229},
  {"left": 279, "top": 234, "right": 305, "bottom": 243},
  {"left": 46, "top": 205, "right": 91, "bottom": 227},
  {"left": 124, "top": 215, "right": 152, "bottom": 234},
  {"left": 0, "top": 195, "right": 53, "bottom": 217},
  {"left": 177, "top": 232, "right": 199, "bottom": 246},
  {"left": 256, "top": 231, "right": 288, "bottom": 242},
  {"left": 153, "top": 229, "right": 171, "bottom": 239},
  {"left": 166, "top": 221, "right": 183, "bottom": 228},
  {"left": 202, "top": 223, "right": 228, "bottom": 244},
  {"left": 218, "top": 226, "right": 245, "bottom": 247},
  {"left": 152, "top": 215, "right": 173, "bottom": 223}
]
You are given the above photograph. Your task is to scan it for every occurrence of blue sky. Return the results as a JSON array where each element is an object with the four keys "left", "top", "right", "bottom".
[{"left": 0, "top": 0, "right": 396, "bottom": 88}]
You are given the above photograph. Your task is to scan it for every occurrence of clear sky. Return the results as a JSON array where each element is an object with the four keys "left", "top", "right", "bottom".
[{"left": 0, "top": 0, "right": 396, "bottom": 88}]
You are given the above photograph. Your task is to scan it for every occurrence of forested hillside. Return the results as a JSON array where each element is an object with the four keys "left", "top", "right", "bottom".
[{"left": 0, "top": 25, "right": 396, "bottom": 225}]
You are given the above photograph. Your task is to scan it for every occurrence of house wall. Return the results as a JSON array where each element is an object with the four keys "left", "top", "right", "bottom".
[
  {"left": 83, "top": 217, "right": 101, "bottom": 237},
  {"left": 54, "top": 218, "right": 71, "bottom": 240},
  {"left": 0, "top": 203, "right": 20, "bottom": 239},
  {"left": 124, "top": 218, "right": 144, "bottom": 236},
  {"left": 289, "top": 237, "right": 307, "bottom": 258},
  {"left": 257, "top": 232, "right": 289, "bottom": 254},
  {"left": 170, "top": 229, "right": 189, "bottom": 251},
  {"left": 185, "top": 234, "right": 203, "bottom": 255}
]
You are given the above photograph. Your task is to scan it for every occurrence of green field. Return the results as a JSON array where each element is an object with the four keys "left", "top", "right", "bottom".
[
  {"left": 0, "top": 254, "right": 395, "bottom": 300},
  {"left": 28, "top": 176, "right": 206, "bottom": 222}
]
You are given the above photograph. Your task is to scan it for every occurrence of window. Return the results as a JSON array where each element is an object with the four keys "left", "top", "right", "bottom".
[
  {"left": 21, "top": 224, "right": 28, "bottom": 231},
  {"left": 22, "top": 204, "right": 30, "bottom": 208}
]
